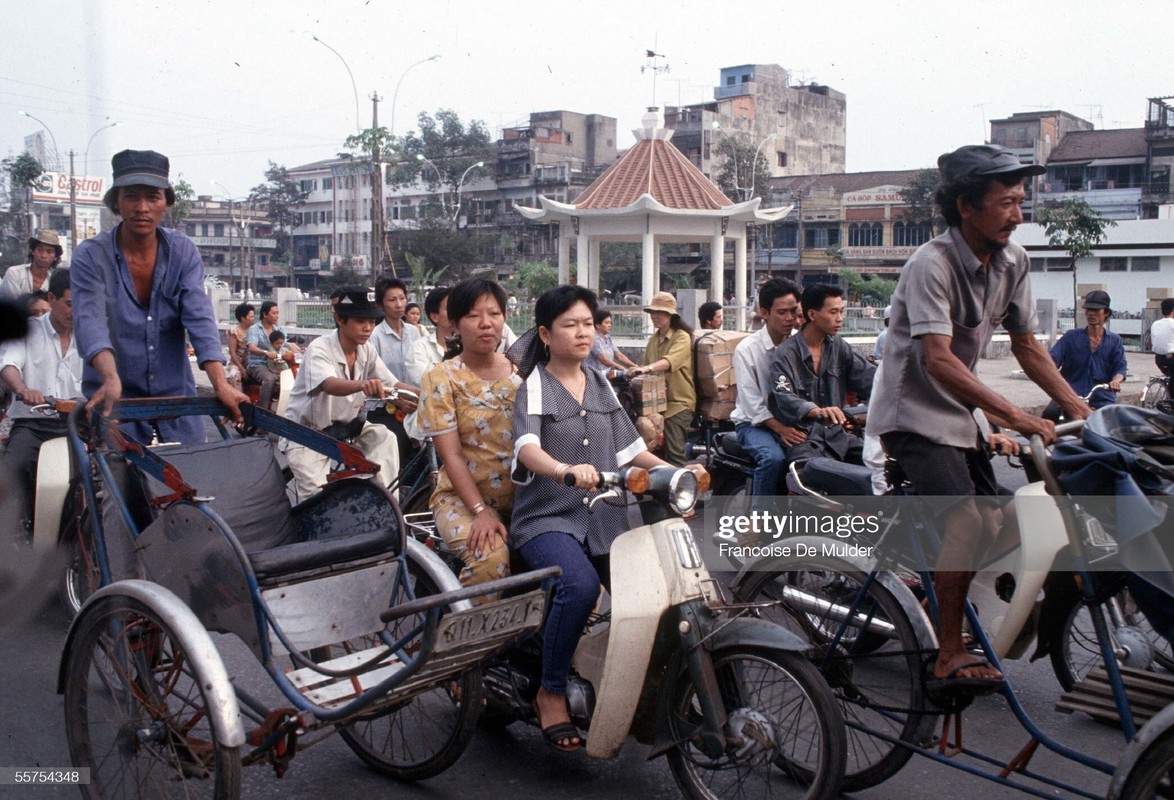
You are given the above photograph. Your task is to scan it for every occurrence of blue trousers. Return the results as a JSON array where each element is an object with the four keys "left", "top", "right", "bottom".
[
  {"left": 735, "top": 422, "right": 786, "bottom": 497},
  {"left": 517, "top": 531, "right": 608, "bottom": 695}
]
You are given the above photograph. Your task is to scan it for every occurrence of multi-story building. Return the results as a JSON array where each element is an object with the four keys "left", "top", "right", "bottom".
[
  {"left": 758, "top": 169, "right": 928, "bottom": 283},
  {"left": 181, "top": 196, "right": 277, "bottom": 292},
  {"left": 287, "top": 157, "right": 377, "bottom": 287},
  {"left": 999, "top": 97, "right": 1174, "bottom": 221},
  {"left": 1036, "top": 128, "right": 1149, "bottom": 220},
  {"left": 663, "top": 64, "right": 847, "bottom": 182}
]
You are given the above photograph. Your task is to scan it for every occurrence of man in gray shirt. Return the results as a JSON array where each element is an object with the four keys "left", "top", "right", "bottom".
[{"left": 869, "top": 144, "right": 1089, "bottom": 692}]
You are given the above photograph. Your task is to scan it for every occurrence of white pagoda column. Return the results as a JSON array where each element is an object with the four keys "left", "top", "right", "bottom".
[
  {"left": 576, "top": 232, "right": 589, "bottom": 285},
  {"left": 642, "top": 230, "right": 655, "bottom": 333},
  {"left": 734, "top": 233, "right": 747, "bottom": 331},
  {"left": 558, "top": 230, "right": 571, "bottom": 285},
  {"left": 711, "top": 232, "right": 725, "bottom": 305}
]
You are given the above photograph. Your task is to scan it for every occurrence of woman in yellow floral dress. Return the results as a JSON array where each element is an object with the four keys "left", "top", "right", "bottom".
[{"left": 420, "top": 278, "right": 521, "bottom": 594}]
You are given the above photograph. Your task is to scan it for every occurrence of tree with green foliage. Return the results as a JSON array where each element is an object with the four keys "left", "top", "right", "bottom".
[
  {"left": 506, "top": 260, "right": 557, "bottom": 300},
  {"left": 1035, "top": 198, "right": 1117, "bottom": 323},
  {"left": 169, "top": 178, "right": 194, "bottom": 228},
  {"left": 2, "top": 153, "right": 45, "bottom": 238},
  {"left": 318, "top": 265, "right": 368, "bottom": 294},
  {"left": 250, "top": 162, "right": 308, "bottom": 264},
  {"left": 898, "top": 168, "right": 944, "bottom": 235},
  {"left": 838, "top": 268, "right": 896, "bottom": 305},
  {"left": 388, "top": 109, "right": 495, "bottom": 229},
  {"left": 401, "top": 252, "right": 448, "bottom": 294},
  {"left": 713, "top": 136, "right": 774, "bottom": 203}
]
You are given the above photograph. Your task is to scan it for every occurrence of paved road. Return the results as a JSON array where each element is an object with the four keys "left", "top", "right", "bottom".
[{"left": 0, "top": 352, "right": 1156, "bottom": 798}]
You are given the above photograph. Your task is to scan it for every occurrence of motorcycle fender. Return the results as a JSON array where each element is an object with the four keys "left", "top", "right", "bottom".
[
  {"left": 585, "top": 522, "right": 680, "bottom": 759},
  {"left": 982, "top": 481, "right": 1070, "bottom": 659},
  {"left": 275, "top": 367, "right": 295, "bottom": 418},
  {"left": 701, "top": 614, "right": 810, "bottom": 654},
  {"left": 32, "top": 436, "right": 70, "bottom": 553},
  {"left": 645, "top": 614, "right": 810, "bottom": 759},
  {"left": 58, "top": 579, "right": 246, "bottom": 748}
]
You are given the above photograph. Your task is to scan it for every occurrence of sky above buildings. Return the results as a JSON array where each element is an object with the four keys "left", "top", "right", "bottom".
[{"left": 3, "top": 0, "right": 1168, "bottom": 197}]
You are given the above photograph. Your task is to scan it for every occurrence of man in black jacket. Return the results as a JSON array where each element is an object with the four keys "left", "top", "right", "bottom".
[{"left": 769, "top": 283, "right": 874, "bottom": 463}]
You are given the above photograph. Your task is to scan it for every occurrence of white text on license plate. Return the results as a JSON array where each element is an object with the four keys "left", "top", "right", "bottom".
[{"left": 434, "top": 590, "right": 546, "bottom": 654}]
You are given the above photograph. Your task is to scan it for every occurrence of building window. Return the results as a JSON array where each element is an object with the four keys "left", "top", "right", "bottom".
[
  {"left": 777, "top": 152, "right": 788, "bottom": 168},
  {"left": 214, "top": 223, "right": 224, "bottom": 237},
  {"left": 774, "top": 225, "right": 798, "bottom": 249},
  {"left": 777, "top": 110, "right": 786, "bottom": 127},
  {"left": 300, "top": 179, "right": 316, "bottom": 193},
  {"left": 848, "top": 222, "right": 883, "bottom": 247},
  {"left": 726, "top": 76, "right": 735, "bottom": 86},
  {"left": 1100, "top": 257, "right": 1127, "bottom": 272},
  {"left": 323, "top": 177, "right": 333, "bottom": 190},
  {"left": 1132, "top": 256, "right": 1160, "bottom": 271},
  {"left": 892, "top": 221, "right": 931, "bottom": 247},
  {"left": 1030, "top": 258, "right": 1045, "bottom": 272},
  {"left": 804, "top": 225, "right": 840, "bottom": 249},
  {"left": 185, "top": 224, "right": 195, "bottom": 236}
]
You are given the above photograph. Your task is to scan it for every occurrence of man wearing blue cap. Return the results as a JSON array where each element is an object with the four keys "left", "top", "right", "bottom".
[
  {"left": 869, "top": 144, "right": 1091, "bottom": 694},
  {"left": 71, "top": 149, "right": 247, "bottom": 443}
]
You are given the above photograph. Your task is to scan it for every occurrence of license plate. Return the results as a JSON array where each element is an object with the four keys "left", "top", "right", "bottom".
[{"left": 434, "top": 590, "right": 546, "bottom": 655}]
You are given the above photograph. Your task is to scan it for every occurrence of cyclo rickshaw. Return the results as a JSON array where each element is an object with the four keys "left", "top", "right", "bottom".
[{"left": 57, "top": 396, "right": 558, "bottom": 798}]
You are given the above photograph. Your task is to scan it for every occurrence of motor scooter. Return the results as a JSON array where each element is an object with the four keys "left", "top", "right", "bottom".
[{"left": 407, "top": 465, "right": 847, "bottom": 800}]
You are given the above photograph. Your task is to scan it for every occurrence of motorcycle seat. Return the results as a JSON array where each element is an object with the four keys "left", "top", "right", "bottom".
[
  {"left": 798, "top": 457, "right": 875, "bottom": 496},
  {"left": 714, "top": 432, "right": 756, "bottom": 468}
]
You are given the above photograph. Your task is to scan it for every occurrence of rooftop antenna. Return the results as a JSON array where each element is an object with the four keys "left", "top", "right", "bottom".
[
  {"left": 640, "top": 38, "right": 669, "bottom": 107},
  {"left": 1082, "top": 104, "right": 1104, "bottom": 128}
]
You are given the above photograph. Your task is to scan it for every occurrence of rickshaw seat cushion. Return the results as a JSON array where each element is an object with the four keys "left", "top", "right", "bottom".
[
  {"left": 251, "top": 478, "right": 402, "bottom": 580},
  {"left": 139, "top": 436, "right": 297, "bottom": 553},
  {"left": 247, "top": 526, "right": 397, "bottom": 580}
]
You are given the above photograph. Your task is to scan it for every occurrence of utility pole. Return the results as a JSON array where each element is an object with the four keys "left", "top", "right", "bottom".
[
  {"left": 369, "top": 92, "right": 389, "bottom": 281},
  {"left": 68, "top": 150, "right": 77, "bottom": 252}
]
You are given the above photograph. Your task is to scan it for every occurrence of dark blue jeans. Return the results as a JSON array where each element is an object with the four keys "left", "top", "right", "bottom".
[
  {"left": 517, "top": 531, "right": 608, "bottom": 695},
  {"left": 735, "top": 422, "right": 786, "bottom": 498}
]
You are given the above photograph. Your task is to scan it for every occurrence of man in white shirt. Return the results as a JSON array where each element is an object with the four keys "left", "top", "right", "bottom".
[
  {"left": 283, "top": 288, "right": 401, "bottom": 503},
  {"left": 406, "top": 286, "right": 452, "bottom": 386},
  {"left": 369, "top": 276, "right": 422, "bottom": 467},
  {"left": 0, "top": 269, "right": 81, "bottom": 529},
  {"left": 1150, "top": 298, "right": 1174, "bottom": 376},
  {"left": 403, "top": 286, "right": 452, "bottom": 445},
  {"left": 729, "top": 278, "right": 806, "bottom": 497},
  {"left": 0, "top": 230, "right": 61, "bottom": 300}
]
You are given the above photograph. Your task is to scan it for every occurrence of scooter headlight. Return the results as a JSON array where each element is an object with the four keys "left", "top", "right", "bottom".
[{"left": 669, "top": 469, "right": 699, "bottom": 516}]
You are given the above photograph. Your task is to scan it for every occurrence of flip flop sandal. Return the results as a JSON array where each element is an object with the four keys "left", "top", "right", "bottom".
[
  {"left": 926, "top": 659, "right": 1005, "bottom": 697},
  {"left": 533, "top": 700, "right": 584, "bottom": 752}
]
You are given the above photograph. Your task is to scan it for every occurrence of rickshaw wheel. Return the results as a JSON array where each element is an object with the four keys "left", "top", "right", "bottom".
[
  {"left": 328, "top": 561, "right": 483, "bottom": 781},
  {"left": 64, "top": 594, "right": 241, "bottom": 799}
]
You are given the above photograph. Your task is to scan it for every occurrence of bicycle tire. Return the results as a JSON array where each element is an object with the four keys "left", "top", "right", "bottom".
[
  {"left": 666, "top": 645, "right": 846, "bottom": 800},
  {"left": 64, "top": 594, "right": 241, "bottom": 799},
  {"left": 735, "top": 557, "right": 935, "bottom": 792}
]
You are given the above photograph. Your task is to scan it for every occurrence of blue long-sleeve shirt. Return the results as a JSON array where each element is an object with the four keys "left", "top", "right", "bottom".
[
  {"left": 71, "top": 223, "right": 225, "bottom": 444},
  {"left": 1049, "top": 327, "right": 1127, "bottom": 409}
]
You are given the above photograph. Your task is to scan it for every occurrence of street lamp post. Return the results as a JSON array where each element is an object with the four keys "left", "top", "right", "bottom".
[
  {"left": 389, "top": 55, "right": 441, "bottom": 136},
  {"left": 84, "top": 121, "right": 120, "bottom": 176},
  {"left": 18, "top": 111, "right": 60, "bottom": 171},
  {"left": 454, "top": 162, "right": 485, "bottom": 230},
  {"left": 414, "top": 154, "right": 449, "bottom": 220},
  {"left": 213, "top": 182, "right": 247, "bottom": 293},
  {"left": 310, "top": 34, "right": 360, "bottom": 133}
]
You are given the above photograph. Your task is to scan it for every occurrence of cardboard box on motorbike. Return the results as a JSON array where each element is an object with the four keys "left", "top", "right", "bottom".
[{"left": 694, "top": 329, "right": 747, "bottom": 421}]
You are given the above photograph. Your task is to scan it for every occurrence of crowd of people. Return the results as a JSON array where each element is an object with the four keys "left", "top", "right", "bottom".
[{"left": 2, "top": 141, "right": 1161, "bottom": 745}]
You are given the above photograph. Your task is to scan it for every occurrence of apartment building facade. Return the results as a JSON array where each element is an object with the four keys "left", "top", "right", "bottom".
[{"left": 663, "top": 63, "right": 847, "bottom": 182}]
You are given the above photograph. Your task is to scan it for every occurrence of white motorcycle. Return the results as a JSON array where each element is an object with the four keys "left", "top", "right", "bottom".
[{"left": 407, "top": 465, "right": 847, "bottom": 800}]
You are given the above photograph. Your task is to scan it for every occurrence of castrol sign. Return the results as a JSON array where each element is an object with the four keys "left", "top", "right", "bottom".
[{"left": 31, "top": 172, "right": 107, "bottom": 205}]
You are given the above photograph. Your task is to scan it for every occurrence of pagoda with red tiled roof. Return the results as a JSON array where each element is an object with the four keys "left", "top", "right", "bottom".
[{"left": 518, "top": 109, "right": 792, "bottom": 328}]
